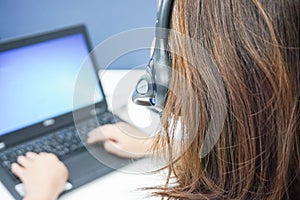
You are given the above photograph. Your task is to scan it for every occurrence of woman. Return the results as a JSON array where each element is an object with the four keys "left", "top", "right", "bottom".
[{"left": 11, "top": 0, "right": 299, "bottom": 199}]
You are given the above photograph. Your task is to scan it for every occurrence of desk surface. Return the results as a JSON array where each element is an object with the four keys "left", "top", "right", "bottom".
[{"left": 1, "top": 70, "right": 166, "bottom": 200}]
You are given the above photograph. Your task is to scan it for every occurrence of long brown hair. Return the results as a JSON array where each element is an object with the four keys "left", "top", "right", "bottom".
[{"left": 152, "top": 0, "right": 300, "bottom": 199}]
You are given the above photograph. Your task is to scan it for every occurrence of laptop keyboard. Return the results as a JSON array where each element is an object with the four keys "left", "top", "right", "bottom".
[{"left": 0, "top": 111, "right": 120, "bottom": 181}]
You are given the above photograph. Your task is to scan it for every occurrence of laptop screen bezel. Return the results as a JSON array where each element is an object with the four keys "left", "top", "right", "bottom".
[{"left": 0, "top": 25, "right": 108, "bottom": 147}]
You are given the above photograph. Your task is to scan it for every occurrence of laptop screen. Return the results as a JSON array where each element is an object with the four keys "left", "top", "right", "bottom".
[{"left": 0, "top": 32, "right": 104, "bottom": 136}]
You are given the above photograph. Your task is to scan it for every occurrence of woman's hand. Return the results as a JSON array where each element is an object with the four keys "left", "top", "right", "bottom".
[
  {"left": 11, "top": 152, "right": 69, "bottom": 200},
  {"left": 87, "top": 122, "right": 154, "bottom": 158}
]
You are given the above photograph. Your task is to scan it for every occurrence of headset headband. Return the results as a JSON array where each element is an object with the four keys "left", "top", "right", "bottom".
[{"left": 156, "top": 0, "right": 174, "bottom": 39}]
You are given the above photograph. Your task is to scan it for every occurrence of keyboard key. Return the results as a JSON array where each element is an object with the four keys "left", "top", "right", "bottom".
[
  {"left": 3, "top": 161, "right": 11, "bottom": 168},
  {"left": 0, "top": 154, "right": 8, "bottom": 161},
  {"left": 15, "top": 149, "right": 24, "bottom": 156}
]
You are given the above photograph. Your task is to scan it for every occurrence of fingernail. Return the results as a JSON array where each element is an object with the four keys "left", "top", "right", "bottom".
[{"left": 11, "top": 163, "right": 17, "bottom": 169}]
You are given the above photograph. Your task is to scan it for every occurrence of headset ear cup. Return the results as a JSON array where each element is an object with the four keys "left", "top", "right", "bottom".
[
  {"left": 131, "top": 0, "right": 174, "bottom": 114},
  {"left": 131, "top": 72, "right": 155, "bottom": 106},
  {"left": 132, "top": 40, "right": 172, "bottom": 113},
  {"left": 151, "top": 49, "right": 172, "bottom": 112}
]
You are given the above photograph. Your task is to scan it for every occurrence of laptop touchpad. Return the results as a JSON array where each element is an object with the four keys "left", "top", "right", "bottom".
[{"left": 63, "top": 150, "right": 112, "bottom": 185}]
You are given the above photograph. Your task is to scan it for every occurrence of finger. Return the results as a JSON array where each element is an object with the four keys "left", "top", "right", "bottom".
[
  {"left": 87, "top": 125, "right": 115, "bottom": 144},
  {"left": 45, "top": 153, "right": 59, "bottom": 161},
  {"left": 39, "top": 152, "right": 48, "bottom": 156},
  {"left": 37, "top": 152, "right": 59, "bottom": 162},
  {"left": 37, "top": 152, "right": 50, "bottom": 160},
  {"left": 25, "top": 152, "right": 38, "bottom": 159},
  {"left": 11, "top": 163, "right": 26, "bottom": 179},
  {"left": 17, "top": 156, "right": 32, "bottom": 167}
]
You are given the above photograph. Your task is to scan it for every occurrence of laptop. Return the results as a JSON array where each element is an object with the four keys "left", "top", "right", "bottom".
[{"left": 0, "top": 25, "right": 134, "bottom": 199}]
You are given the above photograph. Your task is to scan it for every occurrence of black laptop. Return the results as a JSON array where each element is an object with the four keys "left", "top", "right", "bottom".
[{"left": 0, "top": 25, "right": 133, "bottom": 200}]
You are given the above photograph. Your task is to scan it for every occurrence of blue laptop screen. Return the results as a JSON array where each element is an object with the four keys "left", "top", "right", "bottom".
[{"left": 0, "top": 33, "right": 104, "bottom": 136}]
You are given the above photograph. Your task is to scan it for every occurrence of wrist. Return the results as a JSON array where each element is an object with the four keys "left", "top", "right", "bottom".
[{"left": 23, "top": 192, "right": 58, "bottom": 200}]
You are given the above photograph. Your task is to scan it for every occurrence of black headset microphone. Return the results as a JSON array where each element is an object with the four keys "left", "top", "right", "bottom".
[{"left": 131, "top": 0, "right": 174, "bottom": 114}]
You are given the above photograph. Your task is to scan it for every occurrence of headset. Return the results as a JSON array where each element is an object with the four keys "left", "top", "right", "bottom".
[{"left": 131, "top": 0, "right": 174, "bottom": 114}]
